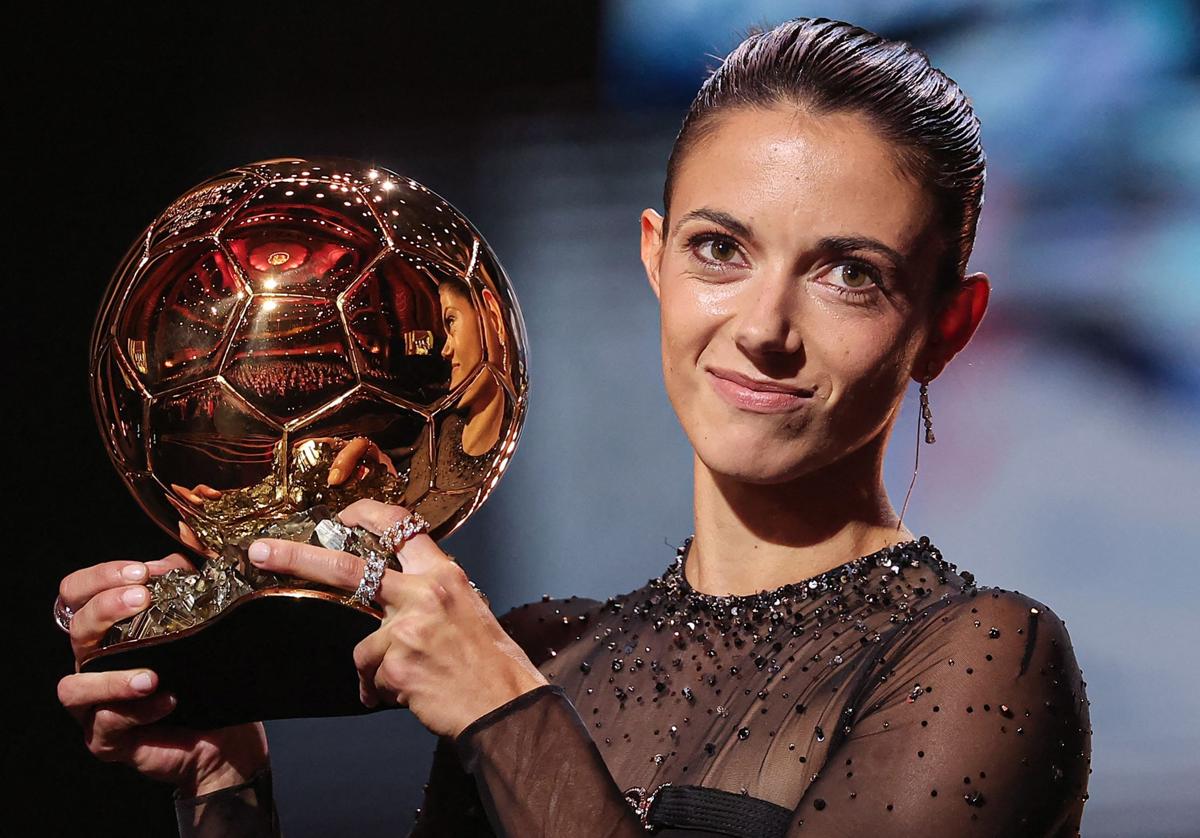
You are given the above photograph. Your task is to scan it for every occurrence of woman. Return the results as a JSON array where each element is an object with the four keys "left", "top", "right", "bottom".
[
  {"left": 56, "top": 18, "right": 1092, "bottom": 837},
  {"left": 432, "top": 275, "right": 508, "bottom": 486}
]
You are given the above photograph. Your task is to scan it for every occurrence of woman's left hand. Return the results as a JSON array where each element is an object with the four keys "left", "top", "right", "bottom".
[{"left": 245, "top": 499, "right": 549, "bottom": 739}]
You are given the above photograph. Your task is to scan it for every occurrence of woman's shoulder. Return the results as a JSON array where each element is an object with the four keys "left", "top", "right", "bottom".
[
  {"left": 495, "top": 569, "right": 666, "bottom": 663},
  {"left": 805, "top": 575, "right": 1092, "bottom": 835},
  {"left": 912, "top": 580, "right": 1080, "bottom": 657},
  {"left": 497, "top": 594, "right": 604, "bottom": 667},
  {"left": 892, "top": 578, "right": 1088, "bottom": 714}
]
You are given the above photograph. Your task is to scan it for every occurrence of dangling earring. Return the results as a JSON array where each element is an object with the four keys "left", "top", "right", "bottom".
[
  {"left": 920, "top": 380, "right": 936, "bottom": 443},
  {"left": 897, "top": 364, "right": 936, "bottom": 531}
]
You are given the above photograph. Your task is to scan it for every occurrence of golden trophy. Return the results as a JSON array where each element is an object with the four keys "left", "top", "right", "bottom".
[{"left": 81, "top": 157, "right": 527, "bottom": 728}]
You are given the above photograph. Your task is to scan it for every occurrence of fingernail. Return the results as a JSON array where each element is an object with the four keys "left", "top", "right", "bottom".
[
  {"left": 131, "top": 672, "right": 153, "bottom": 691},
  {"left": 122, "top": 563, "right": 147, "bottom": 582},
  {"left": 123, "top": 587, "right": 147, "bottom": 607},
  {"left": 248, "top": 542, "right": 270, "bottom": 565}
]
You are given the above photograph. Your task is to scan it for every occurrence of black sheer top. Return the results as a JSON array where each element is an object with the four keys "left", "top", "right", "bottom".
[{"left": 176, "top": 536, "right": 1092, "bottom": 836}]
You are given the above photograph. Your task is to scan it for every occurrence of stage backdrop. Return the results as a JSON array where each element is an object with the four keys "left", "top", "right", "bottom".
[{"left": 16, "top": 2, "right": 1197, "bottom": 836}]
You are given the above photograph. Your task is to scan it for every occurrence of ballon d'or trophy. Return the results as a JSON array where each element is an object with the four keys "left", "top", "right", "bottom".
[{"left": 82, "top": 158, "right": 528, "bottom": 728}]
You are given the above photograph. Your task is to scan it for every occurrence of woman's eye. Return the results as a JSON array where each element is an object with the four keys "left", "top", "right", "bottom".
[
  {"left": 837, "top": 264, "right": 872, "bottom": 287},
  {"left": 688, "top": 234, "right": 745, "bottom": 269},
  {"left": 828, "top": 263, "right": 881, "bottom": 294},
  {"left": 705, "top": 239, "right": 738, "bottom": 262}
]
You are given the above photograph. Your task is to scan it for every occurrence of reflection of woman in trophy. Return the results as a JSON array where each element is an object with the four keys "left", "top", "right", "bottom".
[
  {"left": 434, "top": 275, "right": 508, "bottom": 489},
  {"left": 57, "top": 18, "right": 1090, "bottom": 837}
]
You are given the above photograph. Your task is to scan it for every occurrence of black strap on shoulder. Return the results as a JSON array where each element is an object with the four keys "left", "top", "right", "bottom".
[{"left": 648, "top": 784, "right": 792, "bottom": 837}]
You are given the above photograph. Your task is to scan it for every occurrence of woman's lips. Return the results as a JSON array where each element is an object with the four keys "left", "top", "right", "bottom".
[{"left": 706, "top": 368, "right": 813, "bottom": 414}]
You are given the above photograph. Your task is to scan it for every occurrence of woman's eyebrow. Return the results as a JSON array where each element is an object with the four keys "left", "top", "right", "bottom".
[
  {"left": 674, "top": 208, "right": 752, "bottom": 239},
  {"left": 818, "top": 235, "right": 906, "bottom": 272}
]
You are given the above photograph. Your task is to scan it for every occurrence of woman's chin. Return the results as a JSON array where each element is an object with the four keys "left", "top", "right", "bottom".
[{"left": 698, "top": 445, "right": 815, "bottom": 486}]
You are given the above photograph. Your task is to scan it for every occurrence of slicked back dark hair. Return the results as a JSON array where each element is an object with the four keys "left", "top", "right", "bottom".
[{"left": 663, "top": 17, "right": 986, "bottom": 305}]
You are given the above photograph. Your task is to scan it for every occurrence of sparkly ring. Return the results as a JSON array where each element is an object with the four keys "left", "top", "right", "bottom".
[
  {"left": 349, "top": 549, "right": 388, "bottom": 607},
  {"left": 53, "top": 595, "right": 74, "bottom": 634},
  {"left": 379, "top": 512, "right": 430, "bottom": 555}
]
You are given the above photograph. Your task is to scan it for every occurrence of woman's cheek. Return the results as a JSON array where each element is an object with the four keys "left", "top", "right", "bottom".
[
  {"left": 836, "top": 357, "right": 910, "bottom": 439},
  {"left": 690, "top": 278, "right": 741, "bottom": 317}
]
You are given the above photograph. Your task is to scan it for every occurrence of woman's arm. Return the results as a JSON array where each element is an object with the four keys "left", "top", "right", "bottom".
[
  {"left": 175, "top": 766, "right": 281, "bottom": 837},
  {"left": 409, "top": 595, "right": 645, "bottom": 837},
  {"left": 783, "top": 588, "right": 1092, "bottom": 836},
  {"left": 450, "top": 683, "right": 649, "bottom": 837}
]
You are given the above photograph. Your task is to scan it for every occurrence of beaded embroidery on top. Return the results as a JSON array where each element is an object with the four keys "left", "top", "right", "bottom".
[{"left": 645, "top": 535, "right": 973, "bottom": 629}]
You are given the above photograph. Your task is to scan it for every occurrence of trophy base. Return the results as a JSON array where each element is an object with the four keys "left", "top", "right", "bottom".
[{"left": 79, "top": 591, "right": 386, "bottom": 729}]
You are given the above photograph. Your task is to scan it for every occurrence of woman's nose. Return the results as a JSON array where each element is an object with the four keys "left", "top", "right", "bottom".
[{"left": 732, "top": 269, "right": 804, "bottom": 359}]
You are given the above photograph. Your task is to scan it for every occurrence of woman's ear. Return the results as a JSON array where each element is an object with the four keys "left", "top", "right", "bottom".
[
  {"left": 640, "top": 208, "right": 666, "bottom": 301},
  {"left": 479, "top": 286, "right": 508, "bottom": 370},
  {"left": 480, "top": 286, "right": 503, "bottom": 333},
  {"left": 916, "top": 272, "right": 990, "bottom": 381}
]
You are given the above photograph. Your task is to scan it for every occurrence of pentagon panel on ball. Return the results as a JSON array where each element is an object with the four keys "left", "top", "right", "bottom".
[{"left": 83, "top": 157, "right": 529, "bottom": 727}]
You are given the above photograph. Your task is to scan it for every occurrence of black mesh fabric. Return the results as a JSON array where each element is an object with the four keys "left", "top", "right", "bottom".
[{"left": 177, "top": 537, "right": 1092, "bottom": 837}]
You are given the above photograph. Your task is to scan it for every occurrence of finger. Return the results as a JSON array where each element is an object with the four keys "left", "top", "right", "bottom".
[
  {"left": 247, "top": 538, "right": 407, "bottom": 602},
  {"left": 147, "top": 552, "right": 195, "bottom": 576},
  {"left": 372, "top": 653, "right": 410, "bottom": 706},
  {"left": 337, "top": 500, "right": 447, "bottom": 573},
  {"left": 169, "top": 483, "right": 205, "bottom": 506},
  {"left": 193, "top": 484, "right": 222, "bottom": 500},
  {"left": 352, "top": 630, "right": 386, "bottom": 707},
  {"left": 368, "top": 442, "right": 398, "bottom": 476},
  {"left": 87, "top": 691, "right": 178, "bottom": 763},
  {"left": 329, "top": 437, "right": 371, "bottom": 486},
  {"left": 358, "top": 672, "right": 381, "bottom": 708},
  {"left": 364, "top": 629, "right": 399, "bottom": 699},
  {"left": 58, "top": 669, "right": 159, "bottom": 722},
  {"left": 59, "top": 561, "right": 151, "bottom": 612},
  {"left": 394, "top": 532, "right": 446, "bottom": 575},
  {"left": 92, "top": 690, "right": 178, "bottom": 734},
  {"left": 70, "top": 585, "right": 151, "bottom": 660},
  {"left": 354, "top": 628, "right": 390, "bottom": 676},
  {"left": 337, "top": 498, "right": 404, "bottom": 532}
]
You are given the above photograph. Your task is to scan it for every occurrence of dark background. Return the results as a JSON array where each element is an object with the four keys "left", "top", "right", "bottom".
[
  {"left": 14, "top": 4, "right": 602, "bottom": 835},
  {"left": 13, "top": 2, "right": 1198, "bottom": 836}
]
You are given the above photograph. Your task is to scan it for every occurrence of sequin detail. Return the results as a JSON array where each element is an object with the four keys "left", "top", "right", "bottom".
[
  {"left": 641, "top": 535, "right": 968, "bottom": 637},
  {"left": 426, "top": 532, "right": 1091, "bottom": 837}
]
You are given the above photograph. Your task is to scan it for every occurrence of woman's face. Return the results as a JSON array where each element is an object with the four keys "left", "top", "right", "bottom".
[
  {"left": 439, "top": 283, "right": 483, "bottom": 392},
  {"left": 642, "top": 105, "right": 946, "bottom": 484}
]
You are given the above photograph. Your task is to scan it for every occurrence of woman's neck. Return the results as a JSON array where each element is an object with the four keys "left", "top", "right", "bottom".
[
  {"left": 689, "top": 433, "right": 916, "bottom": 597},
  {"left": 461, "top": 376, "right": 504, "bottom": 456}
]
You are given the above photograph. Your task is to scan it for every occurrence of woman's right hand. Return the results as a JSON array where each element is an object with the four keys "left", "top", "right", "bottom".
[{"left": 56, "top": 553, "right": 270, "bottom": 796}]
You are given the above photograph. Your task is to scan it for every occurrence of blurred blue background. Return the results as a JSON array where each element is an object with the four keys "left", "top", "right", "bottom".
[
  {"left": 267, "top": 3, "right": 1199, "bottom": 836},
  {"left": 23, "top": 1, "right": 1197, "bottom": 835}
]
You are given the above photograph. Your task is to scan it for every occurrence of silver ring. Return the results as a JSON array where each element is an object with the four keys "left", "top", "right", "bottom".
[
  {"left": 349, "top": 550, "right": 388, "bottom": 607},
  {"left": 54, "top": 595, "right": 74, "bottom": 634},
  {"left": 379, "top": 512, "right": 430, "bottom": 555}
]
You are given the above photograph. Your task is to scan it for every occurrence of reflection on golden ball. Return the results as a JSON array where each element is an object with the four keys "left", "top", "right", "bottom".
[{"left": 90, "top": 157, "right": 528, "bottom": 554}]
